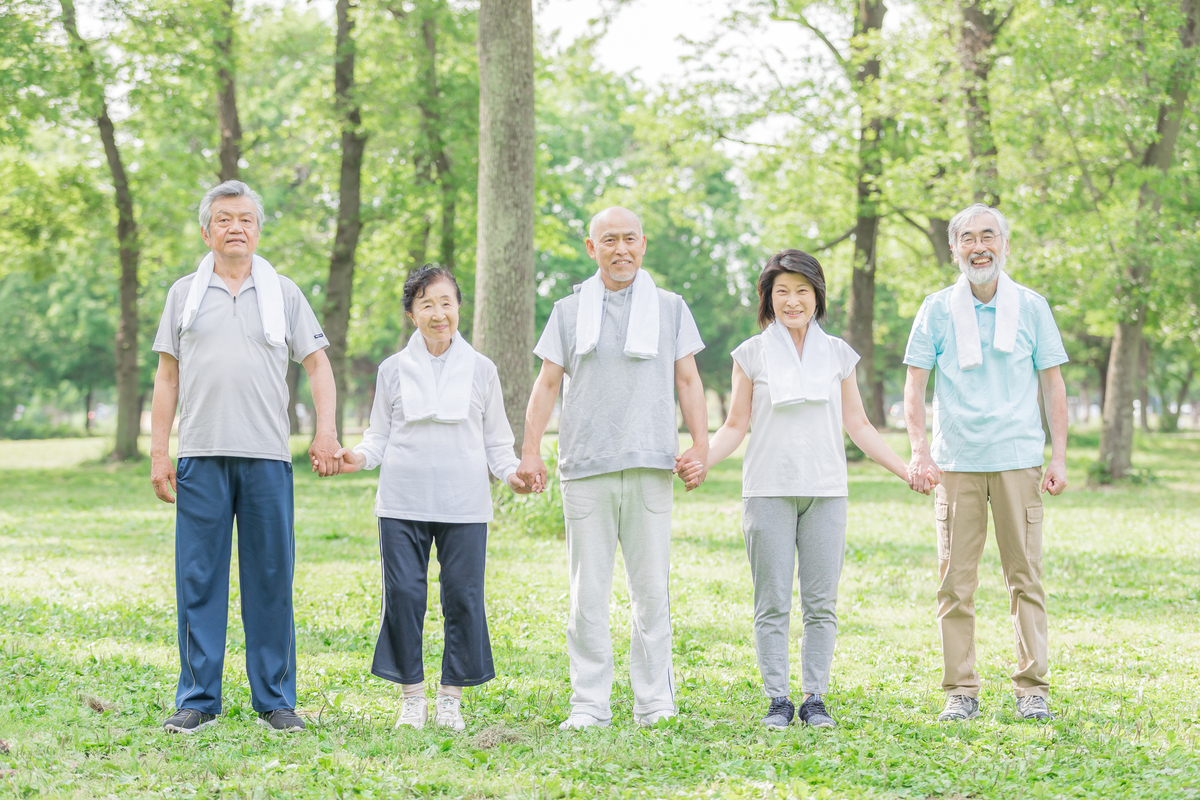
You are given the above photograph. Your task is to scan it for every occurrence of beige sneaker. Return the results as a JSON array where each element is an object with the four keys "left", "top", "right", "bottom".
[
  {"left": 434, "top": 695, "right": 466, "bottom": 732},
  {"left": 394, "top": 696, "right": 428, "bottom": 729}
]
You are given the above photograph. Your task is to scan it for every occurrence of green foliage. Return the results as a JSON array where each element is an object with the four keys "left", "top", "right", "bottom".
[{"left": 491, "top": 442, "right": 564, "bottom": 538}]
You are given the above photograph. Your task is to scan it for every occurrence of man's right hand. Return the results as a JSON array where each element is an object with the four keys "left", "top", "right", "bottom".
[
  {"left": 516, "top": 454, "right": 547, "bottom": 494},
  {"left": 151, "top": 453, "right": 177, "bottom": 504},
  {"left": 907, "top": 450, "right": 941, "bottom": 494}
]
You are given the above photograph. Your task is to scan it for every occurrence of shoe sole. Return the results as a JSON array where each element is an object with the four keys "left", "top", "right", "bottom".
[
  {"left": 764, "top": 721, "right": 791, "bottom": 731},
  {"left": 938, "top": 710, "right": 981, "bottom": 722},
  {"left": 395, "top": 718, "right": 426, "bottom": 730},
  {"left": 558, "top": 720, "right": 611, "bottom": 731},
  {"left": 255, "top": 718, "right": 304, "bottom": 733},
  {"left": 802, "top": 720, "right": 837, "bottom": 729},
  {"left": 163, "top": 718, "right": 217, "bottom": 735}
]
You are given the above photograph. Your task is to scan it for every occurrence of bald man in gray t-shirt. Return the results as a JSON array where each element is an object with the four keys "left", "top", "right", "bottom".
[{"left": 518, "top": 207, "right": 710, "bottom": 731}]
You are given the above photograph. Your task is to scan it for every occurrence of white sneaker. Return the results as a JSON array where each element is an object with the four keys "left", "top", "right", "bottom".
[
  {"left": 394, "top": 696, "right": 428, "bottom": 729},
  {"left": 635, "top": 710, "right": 676, "bottom": 727},
  {"left": 433, "top": 695, "right": 466, "bottom": 732},
  {"left": 558, "top": 712, "right": 610, "bottom": 731}
]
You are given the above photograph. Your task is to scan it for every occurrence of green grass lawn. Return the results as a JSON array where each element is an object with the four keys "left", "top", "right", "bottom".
[{"left": 1, "top": 432, "right": 1198, "bottom": 798}]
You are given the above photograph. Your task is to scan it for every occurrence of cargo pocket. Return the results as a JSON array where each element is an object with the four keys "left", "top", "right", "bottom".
[
  {"left": 935, "top": 501, "right": 950, "bottom": 561},
  {"left": 1025, "top": 505, "right": 1044, "bottom": 561}
]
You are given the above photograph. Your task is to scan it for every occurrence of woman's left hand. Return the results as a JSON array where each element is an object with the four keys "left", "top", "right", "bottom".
[{"left": 507, "top": 473, "right": 532, "bottom": 495}]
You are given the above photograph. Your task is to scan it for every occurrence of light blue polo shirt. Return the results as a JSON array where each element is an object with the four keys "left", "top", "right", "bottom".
[{"left": 903, "top": 281, "right": 1068, "bottom": 472}]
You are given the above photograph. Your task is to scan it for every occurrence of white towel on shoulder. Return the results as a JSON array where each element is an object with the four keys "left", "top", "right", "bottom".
[
  {"left": 762, "top": 319, "right": 835, "bottom": 407},
  {"left": 950, "top": 272, "right": 1020, "bottom": 370},
  {"left": 575, "top": 268, "right": 660, "bottom": 359},
  {"left": 180, "top": 252, "right": 287, "bottom": 348},
  {"left": 397, "top": 330, "right": 476, "bottom": 423}
]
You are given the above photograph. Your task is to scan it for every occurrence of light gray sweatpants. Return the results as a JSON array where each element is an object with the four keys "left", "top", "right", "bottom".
[
  {"left": 742, "top": 495, "right": 847, "bottom": 698},
  {"left": 563, "top": 468, "right": 675, "bottom": 722}
]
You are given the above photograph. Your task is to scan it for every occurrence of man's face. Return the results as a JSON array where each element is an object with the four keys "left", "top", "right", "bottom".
[
  {"left": 952, "top": 212, "right": 1009, "bottom": 286},
  {"left": 585, "top": 209, "right": 646, "bottom": 288},
  {"left": 202, "top": 196, "right": 261, "bottom": 259}
]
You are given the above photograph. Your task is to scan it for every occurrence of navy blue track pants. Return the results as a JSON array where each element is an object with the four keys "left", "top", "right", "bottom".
[
  {"left": 174, "top": 456, "right": 297, "bottom": 714},
  {"left": 372, "top": 517, "right": 494, "bottom": 687}
]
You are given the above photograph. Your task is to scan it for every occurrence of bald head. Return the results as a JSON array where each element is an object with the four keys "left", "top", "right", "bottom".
[{"left": 587, "top": 207, "right": 643, "bottom": 241}]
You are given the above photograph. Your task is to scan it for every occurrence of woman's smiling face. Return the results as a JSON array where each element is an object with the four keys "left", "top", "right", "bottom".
[
  {"left": 406, "top": 278, "right": 460, "bottom": 352},
  {"left": 771, "top": 271, "right": 817, "bottom": 332}
]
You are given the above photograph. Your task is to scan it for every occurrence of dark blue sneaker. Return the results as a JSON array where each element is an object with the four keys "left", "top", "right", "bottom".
[
  {"left": 797, "top": 695, "right": 836, "bottom": 728},
  {"left": 762, "top": 696, "right": 794, "bottom": 730},
  {"left": 162, "top": 708, "right": 217, "bottom": 734}
]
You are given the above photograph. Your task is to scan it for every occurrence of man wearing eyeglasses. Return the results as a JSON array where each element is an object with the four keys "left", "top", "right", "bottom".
[{"left": 902, "top": 203, "right": 1069, "bottom": 724}]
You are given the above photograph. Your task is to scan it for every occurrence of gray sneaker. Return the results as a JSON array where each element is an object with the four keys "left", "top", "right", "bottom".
[
  {"left": 938, "top": 694, "right": 980, "bottom": 722},
  {"left": 796, "top": 695, "right": 836, "bottom": 728},
  {"left": 257, "top": 708, "right": 306, "bottom": 732},
  {"left": 1016, "top": 695, "right": 1054, "bottom": 721},
  {"left": 162, "top": 708, "right": 217, "bottom": 734},
  {"left": 762, "top": 697, "right": 795, "bottom": 730}
]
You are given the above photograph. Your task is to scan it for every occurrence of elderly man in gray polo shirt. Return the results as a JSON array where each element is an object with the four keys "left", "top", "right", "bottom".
[
  {"left": 150, "top": 181, "right": 340, "bottom": 734},
  {"left": 517, "top": 206, "right": 710, "bottom": 730}
]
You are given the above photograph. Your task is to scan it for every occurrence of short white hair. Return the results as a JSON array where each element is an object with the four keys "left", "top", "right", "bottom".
[
  {"left": 587, "top": 206, "right": 643, "bottom": 240},
  {"left": 947, "top": 202, "right": 1009, "bottom": 246},
  {"left": 199, "top": 180, "right": 266, "bottom": 233}
]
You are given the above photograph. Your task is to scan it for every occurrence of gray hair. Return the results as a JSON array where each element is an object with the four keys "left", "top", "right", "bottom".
[
  {"left": 947, "top": 202, "right": 1010, "bottom": 247},
  {"left": 587, "top": 206, "right": 644, "bottom": 240},
  {"left": 199, "top": 180, "right": 266, "bottom": 233}
]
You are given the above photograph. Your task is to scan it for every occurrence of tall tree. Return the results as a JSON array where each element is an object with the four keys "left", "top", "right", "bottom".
[
  {"left": 771, "top": 0, "right": 890, "bottom": 425},
  {"left": 473, "top": 0, "right": 536, "bottom": 450},
  {"left": 1099, "top": 0, "right": 1199, "bottom": 478},
  {"left": 959, "top": 0, "right": 1012, "bottom": 205},
  {"left": 58, "top": 0, "right": 141, "bottom": 460},
  {"left": 324, "top": 0, "right": 368, "bottom": 439},
  {"left": 215, "top": 0, "right": 242, "bottom": 183}
]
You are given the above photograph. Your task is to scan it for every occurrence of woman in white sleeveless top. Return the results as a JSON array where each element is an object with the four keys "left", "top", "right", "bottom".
[
  {"left": 333, "top": 267, "right": 529, "bottom": 732},
  {"left": 701, "top": 250, "right": 924, "bottom": 730}
]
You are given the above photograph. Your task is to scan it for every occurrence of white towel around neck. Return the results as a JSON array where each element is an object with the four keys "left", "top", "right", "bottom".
[
  {"left": 762, "top": 319, "right": 835, "bottom": 407},
  {"left": 181, "top": 252, "right": 287, "bottom": 348},
  {"left": 396, "top": 330, "right": 477, "bottom": 423},
  {"left": 575, "top": 268, "right": 660, "bottom": 359},
  {"left": 950, "top": 272, "right": 1020, "bottom": 370}
]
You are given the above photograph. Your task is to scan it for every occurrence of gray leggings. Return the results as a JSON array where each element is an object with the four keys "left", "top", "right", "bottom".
[{"left": 742, "top": 496, "right": 847, "bottom": 697}]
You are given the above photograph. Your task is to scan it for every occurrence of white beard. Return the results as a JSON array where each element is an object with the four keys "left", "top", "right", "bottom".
[{"left": 957, "top": 250, "right": 1004, "bottom": 285}]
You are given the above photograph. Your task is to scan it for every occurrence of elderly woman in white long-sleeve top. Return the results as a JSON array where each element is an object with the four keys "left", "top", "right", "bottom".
[{"left": 334, "top": 266, "right": 528, "bottom": 732}]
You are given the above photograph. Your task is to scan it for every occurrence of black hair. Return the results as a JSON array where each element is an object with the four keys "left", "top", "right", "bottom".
[
  {"left": 402, "top": 265, "right": 461, "bottom": 314},
  {"left": 756, "top": 249, "right": 827, "bottom": 329}
]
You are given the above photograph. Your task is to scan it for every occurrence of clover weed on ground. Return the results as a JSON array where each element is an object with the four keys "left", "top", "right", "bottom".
[{"left": 1, "top": 432, "right": 1198, "bottom": 798}]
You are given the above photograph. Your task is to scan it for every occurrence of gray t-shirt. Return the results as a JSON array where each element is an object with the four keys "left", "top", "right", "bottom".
[
  {"left": 152, "top": 271, "right": 327, "bottom": 461},
  {"left": 534, "top": 283, "right": 704, "bottom": 480}
]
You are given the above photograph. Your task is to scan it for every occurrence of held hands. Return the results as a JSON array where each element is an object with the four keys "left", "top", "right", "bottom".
[
  {"left": 907, "top": 450, "right": 942, "bottom": 495},
  {"left": 331, "top": 447, "right": 366, "bottom": 474},
  {"left": 309, "top": 430, "right": 342, "bottom": 477},
  {"left": 673, "top": 443, "right": 709, "bottom": 492},
  {"left": 1041, "top": 458, "right": 1067, "bottom": 496},
  {"left": 516, "top": 454, "right": 548, "bottom": 494},
  {"left": 150, "top": 453, "right": 177, "bottom": 504},
  {"left": 506, "top": 472, "right": 532, "bottom": 495}
]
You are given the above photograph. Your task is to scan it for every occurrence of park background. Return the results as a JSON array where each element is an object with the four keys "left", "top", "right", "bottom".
[{"left": 2, "top": 0, "right": 1199, "bottom": 797}]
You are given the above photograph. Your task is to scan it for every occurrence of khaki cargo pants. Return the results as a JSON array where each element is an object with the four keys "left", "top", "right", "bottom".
[{"left": 934, "top": 467, "right": 1049, "bottom": 699}]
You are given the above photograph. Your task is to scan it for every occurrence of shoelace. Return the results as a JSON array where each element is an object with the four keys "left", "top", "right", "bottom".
[
  {"left": 804, "top": 696, "right": 830, "bottom": 717},
  {"left": 400, "top": 697, "right": 425, "bottom": 716},
  {"left": 945, "top": 695, "right": 973, "bottom": 715},
  {"left": 767, "top": 698, "right": 792, "bottom": 716}
]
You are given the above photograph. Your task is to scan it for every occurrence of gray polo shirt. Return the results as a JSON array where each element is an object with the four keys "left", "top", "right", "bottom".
[
  {"left": 152, "top": 270, "right": 327, "bottom": 461},
  {"left": 534, "top": 283, "right": 704, "bottom": 480}
]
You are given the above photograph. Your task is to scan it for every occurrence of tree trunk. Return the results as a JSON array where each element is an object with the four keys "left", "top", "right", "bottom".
[
  {"left": 286, "top": 360, "right": 301, "bottom": 435},
  {"left": 324, "top": 0, "right": 368, "bottom": 441},
  {"left": 1099, "top": 0, "right": 1197, "bottom": 477},
  {"left": 474, "top": 0, "right": 536, "bottom": 452},
  {"left": 845, "top": 0, "right": 887, "bottom": 428},
  {"left": 84, "top": 386, "right": 93, "bottom": 434},
  {"left": 1161, "top": 365, "right": 1193, "bottom": 432},
  {"left": 928, "top": 217, "right": 953, "bottom": 267},
  {"left": 60, "top": 0, "right": 141, "bottom": 461},
  {"left": 1138, "top": 337, "right": 1150, "bottom": 432},
  {"left": 959, "top": 0, "right": 1009, "bottom": 206},
  {"left": 215, "top": 0, "right": 242, "bottom": 183}
]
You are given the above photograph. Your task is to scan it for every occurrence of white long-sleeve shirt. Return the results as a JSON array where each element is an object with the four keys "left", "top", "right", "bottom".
[{"left": 353, "top": 346, "right": 520, "bottom": 523}]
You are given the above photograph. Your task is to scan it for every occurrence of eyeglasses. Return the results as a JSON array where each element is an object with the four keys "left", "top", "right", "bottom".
[{"left": 958, "top": 232, "right": 999, "bottom": 246}]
